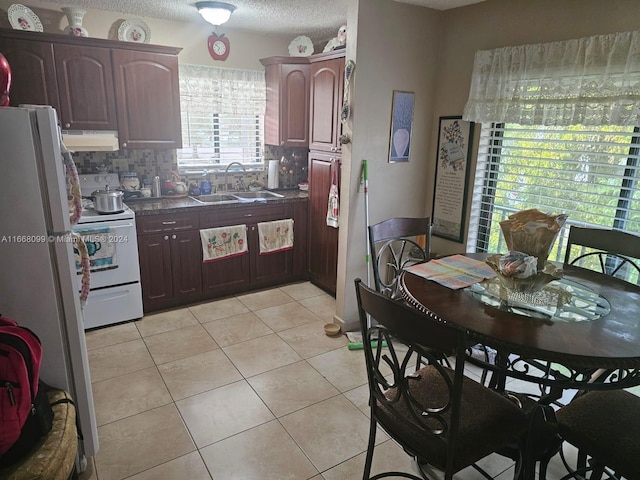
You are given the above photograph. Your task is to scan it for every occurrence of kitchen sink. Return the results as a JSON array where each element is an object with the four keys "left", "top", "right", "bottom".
[
  {"left": 191, "top": 190, "right": 284, "bottom": 205},
  {"left": 231, "top": 191, "right": 284, "bottom": 199},
  {"left": 190, "top": 194, "right": 239, "bottom": 204}
]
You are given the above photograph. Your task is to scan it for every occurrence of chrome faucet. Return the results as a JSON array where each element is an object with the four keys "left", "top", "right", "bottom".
[{"left": 224, "top": 162, "right": 247, "bottom": 191}]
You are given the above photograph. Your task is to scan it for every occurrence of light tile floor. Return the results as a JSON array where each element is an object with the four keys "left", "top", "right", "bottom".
[{"left": 79, "top": 282, "right": 585, "bottom": 480}]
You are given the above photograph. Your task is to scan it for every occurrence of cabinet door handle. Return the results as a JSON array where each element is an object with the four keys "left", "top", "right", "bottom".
[
  {"left": 122, "top": 142, "right": 128, "bottom": 148},
  {"left": 64, "top": 123, "right": 71, "bottom": 128},
  {"left": 163, "top": 235, "right": 169, "bottom": 240},
  {"left": 172, "top": 234, "right": 176, "bottom": 240},
  {"left": 251, "top": 226, "right": 255, "bottom": 231},
  {"left": 162, "top": 221, "right": 177, "bottom": 225},
  {"left": 244, "top": 213, "right": 253, "bottom": 217}
]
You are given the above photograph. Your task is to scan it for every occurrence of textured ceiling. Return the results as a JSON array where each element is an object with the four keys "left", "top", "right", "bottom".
[{"left": 35, "top": 0, "right": 485, "bottom": 41}]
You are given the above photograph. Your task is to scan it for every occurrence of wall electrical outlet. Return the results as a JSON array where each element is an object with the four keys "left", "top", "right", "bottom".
[{"left": 112, "top": 158, "right": 129, "bottom": 172}]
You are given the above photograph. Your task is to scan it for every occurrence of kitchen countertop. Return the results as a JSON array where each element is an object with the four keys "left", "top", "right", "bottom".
[{"left": 126, "top": 189, "right": 308, "bottom": 216}]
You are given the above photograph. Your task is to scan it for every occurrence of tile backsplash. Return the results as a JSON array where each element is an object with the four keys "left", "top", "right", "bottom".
[
  {"left": 72, "top": 149, "right": 177, "bottom": 184},
  {"left": 73, "top": 145, "right": 309, "bottom": 191}
]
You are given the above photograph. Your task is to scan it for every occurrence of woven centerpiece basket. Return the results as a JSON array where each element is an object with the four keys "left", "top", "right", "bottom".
[{"left": 489, "top": 209, "right": 567, "bottom": 293}]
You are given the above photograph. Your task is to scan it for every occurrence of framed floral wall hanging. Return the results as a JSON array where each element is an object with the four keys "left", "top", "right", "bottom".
[{"left": 432, "top": 116, "right": 475, "bottom": 242}]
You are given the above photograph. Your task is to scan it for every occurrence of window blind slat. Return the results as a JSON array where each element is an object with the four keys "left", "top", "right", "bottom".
[
  {"left": 468, "top": 123, "right": 640, "bottom": 267},
  {"left": 178, "top": 65, "right": 265, "bottom": 169}
]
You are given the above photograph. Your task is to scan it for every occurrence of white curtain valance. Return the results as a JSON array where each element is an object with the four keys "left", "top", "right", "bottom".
[
  {"left": 179, "top": 64, "right": 265, "bottom": 117},
  {"left": 462, "top": 30, "right": 640, "bottom": 126}
]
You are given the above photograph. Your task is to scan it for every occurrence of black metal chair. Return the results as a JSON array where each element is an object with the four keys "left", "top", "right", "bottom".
[
  {"left": 550, "top": 227, "right": 640, "bottom": 478},
  {"left": 354, "top": 279, "right": 528, "bottom": 480},
  {"left": 368, "top": 217, "right": 431, "bottom": 300},
  {"left": 563, "top": 226, "right": 640, "bottom": 284},
  {"left": 533, "top": 390, "right": 640, "bottom": 480}
]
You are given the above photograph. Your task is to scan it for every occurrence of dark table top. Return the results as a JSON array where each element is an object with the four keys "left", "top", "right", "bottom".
[{"left": 399, "top": 253, "right": 640, "bottom": 371}]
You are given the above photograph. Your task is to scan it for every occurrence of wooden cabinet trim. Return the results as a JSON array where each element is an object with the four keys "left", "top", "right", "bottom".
[
  {"left": 0, "top": 28, "right": 181, "bottom": 55},
  {"left": 137, "top": 212, "right": 199, "bottom": 235},
  {"left": 200, "top": 204, "right": 291, "bottom": 228}
]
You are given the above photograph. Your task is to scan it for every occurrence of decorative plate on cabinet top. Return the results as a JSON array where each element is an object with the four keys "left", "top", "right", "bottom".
[
  {"left": 288, "top": 35, "right": 314, "bottom": 57},
  {"left": 118, "top": 18, "right": 151, "bottom": 43},
  {"left": 8, "top": 4, "right": 43, "bottom": 32}
]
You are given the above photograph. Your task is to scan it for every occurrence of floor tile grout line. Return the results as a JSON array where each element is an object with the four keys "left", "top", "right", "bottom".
[{"left": 88, "top": 282, "right": 341, "bottom": 479}]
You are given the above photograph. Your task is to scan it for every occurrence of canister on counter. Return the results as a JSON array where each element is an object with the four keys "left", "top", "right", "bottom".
[{"left": 152, "top": 176, "right": 161, "bottom": 197}]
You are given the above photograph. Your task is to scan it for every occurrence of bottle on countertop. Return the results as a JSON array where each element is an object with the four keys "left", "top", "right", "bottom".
[{"left": 152, "top": 176, "right": 161, "bottom": 198}]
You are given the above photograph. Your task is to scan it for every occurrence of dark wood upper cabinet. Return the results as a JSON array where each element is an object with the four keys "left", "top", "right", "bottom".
[
  {"left": 309, "top": 52, "right": 345, "bottom": 153},
  {"left": 0, "top": 38, "right": 60, "bottom": 111},
  {"left": 112, "top": 49, "right": 182, "bottom": 150},
  {"left": 0, "top": 28, "right": 182, "bottom": 150},
  {"left": 261, "top": 56, "right": 310, "bottom": 147},
  {"left": 54, "top": 44, "right": 118, "bottom": 130}
]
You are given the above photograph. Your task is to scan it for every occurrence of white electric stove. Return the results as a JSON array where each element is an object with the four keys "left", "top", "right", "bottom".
[{"left": 74, "top": 173, "right": 143, "bottom": 329}]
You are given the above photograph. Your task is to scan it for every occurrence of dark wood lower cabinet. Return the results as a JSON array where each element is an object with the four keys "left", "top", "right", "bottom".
[
  {"left": 138, "top": 200, "right": 308, "bottom": 313},
  {"left": 137, "top": 233, "right": 173, "bottom": 309},
  {"left": 137, "top": 230, "right": 202, "bottom": 312},
  {"left": 200, "top": 202, "right": 306, "bottom": 298},
  {"left": 170, "top": 230, "right": 203, "bottom": 302},
  {"left": 201, "top": 247, "right": 251, "bottom": 299}
]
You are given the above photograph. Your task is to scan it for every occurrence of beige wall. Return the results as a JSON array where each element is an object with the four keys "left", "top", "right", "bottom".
[
  {"left": 430, "top": 0, "right": 640, "bottom": 256},
  {"left": 337, "top": 0, "right": 640, "bottom": 328},
  {"left": 336, "top": 0, "right": 442, "bottom": 329},
  {"left": 0, "top": 0, "right": 291, "bottom": 69}
]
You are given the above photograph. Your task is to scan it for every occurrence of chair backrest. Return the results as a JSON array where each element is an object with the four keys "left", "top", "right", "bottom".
[
  {"left": 368, "top": 217, "right": 431, "bottom": 298},
  {"left": 563, "top": 226, "right": 640, "bottom": 283},
  {"left": 354, "top": 278, "right": 466, "bottom": 442}
]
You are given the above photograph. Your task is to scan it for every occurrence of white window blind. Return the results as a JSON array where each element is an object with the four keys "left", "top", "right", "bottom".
[
  {"left": 468, "top": 123, "right": 640, "bottom": 266},
  {"left": 178, "top": 64, "right": 266, "bottom": 171}
]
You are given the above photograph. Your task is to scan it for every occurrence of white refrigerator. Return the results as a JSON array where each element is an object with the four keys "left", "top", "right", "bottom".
[{"left": 0, "top": 106, "right": 98, "bottom": 466}]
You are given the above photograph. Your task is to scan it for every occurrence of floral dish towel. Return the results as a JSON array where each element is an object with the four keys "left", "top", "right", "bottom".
[
  {"left": 257, "top": 219, "right": 294, "bottom": 254},
  {"left": 200, "top": 224, "right": 248, "bottom": 262}
]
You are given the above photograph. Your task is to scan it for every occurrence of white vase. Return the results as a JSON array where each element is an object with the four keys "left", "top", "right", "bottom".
[
  {"left": 393, "top": 128, "right": 410, "bottom": 158},
  {"left": 62, "top": 7, "right": 88, "bottom": 37}
]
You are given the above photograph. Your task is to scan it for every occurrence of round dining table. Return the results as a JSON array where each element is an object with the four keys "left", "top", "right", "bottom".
[{"left": 398, "top": 253, "right": 640, "bottom": 400}]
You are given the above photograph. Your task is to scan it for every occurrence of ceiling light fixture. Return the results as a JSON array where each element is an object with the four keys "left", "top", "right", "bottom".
[{"left": 196, "top": 1, "right": 236, "bottom": 26}]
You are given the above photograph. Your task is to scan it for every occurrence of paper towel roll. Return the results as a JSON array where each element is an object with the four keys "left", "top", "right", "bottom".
[{"left": 267, "top": 159, "right": 279, "bottom": 189}]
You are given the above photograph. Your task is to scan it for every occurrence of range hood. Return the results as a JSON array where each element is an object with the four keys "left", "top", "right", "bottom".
[{"left": 61, "top": 130, "right": 120, "bottom": 152}]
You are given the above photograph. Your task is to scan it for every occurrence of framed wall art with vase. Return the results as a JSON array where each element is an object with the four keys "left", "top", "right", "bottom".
[
  {"left": 388, "top": 90, "right": 415, "bottom": 163},
  {"left": 432, "top": 116, "right": 475, "bottom": 242}
]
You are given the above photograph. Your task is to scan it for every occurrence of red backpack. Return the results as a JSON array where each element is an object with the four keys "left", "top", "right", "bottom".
[{"left": 0, "top": 316, "right": 53, "bottom": 465}]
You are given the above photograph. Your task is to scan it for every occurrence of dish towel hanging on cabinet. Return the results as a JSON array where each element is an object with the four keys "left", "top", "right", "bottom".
[
  {"left": 200, "top": 224, "right": 248, "bottom": 262},
  {"left": 257, "top": 219, "right": 294, "bottom": 254},
  {"left": 326, "top": 164, "right": 339, "bottom": 228}
]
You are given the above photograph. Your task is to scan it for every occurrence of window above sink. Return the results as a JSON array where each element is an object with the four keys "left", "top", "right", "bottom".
[{"left": 177, "top": 65, "right": 266, "bottom": 172}]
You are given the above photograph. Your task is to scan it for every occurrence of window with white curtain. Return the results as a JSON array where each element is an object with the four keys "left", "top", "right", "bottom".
[
  {"left": 463, "top": 30, "right": 640, "bottom": 266},
  {"left": 178, "top": 64, "right": 266, "bottom": 172}
]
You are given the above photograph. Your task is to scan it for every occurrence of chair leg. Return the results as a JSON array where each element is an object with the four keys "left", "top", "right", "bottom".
[
  {"left": 363, "top": 415, "right": 377, "bottom": 480},
  {"left": 588, "top": 463, "right": 605, "bottom": 480}
]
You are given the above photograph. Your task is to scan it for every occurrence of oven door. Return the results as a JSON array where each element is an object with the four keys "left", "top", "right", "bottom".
[{"left": 73, "top": 218, "right": 140, "bottom": 289}]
